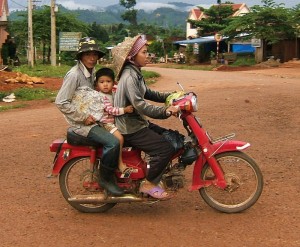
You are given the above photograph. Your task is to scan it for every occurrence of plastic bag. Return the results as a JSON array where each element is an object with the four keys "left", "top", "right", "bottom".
[
  {"left": 165, "top": 91, "right": 185, "bottom": 106},
  {"left": 162, "top": 129, "right": 185, "bottom": 152}
]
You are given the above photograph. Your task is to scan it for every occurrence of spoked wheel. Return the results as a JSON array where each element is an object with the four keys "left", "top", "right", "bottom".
[
  {"left": 199, "top": 151, "right": 263, "bottom": 213},
  {"left": 59, "top": 157, "right": 116, "bottom": 213}
]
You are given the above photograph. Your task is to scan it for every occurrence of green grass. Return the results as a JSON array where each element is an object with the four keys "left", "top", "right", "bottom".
[
  {"left": 0, "top": 87, "right": 56, "bottom": 112},
  {"left": 13, "top": 64, "right": 72, "bottom": 78},
  {"left": 155, "top": 63, "right": 215, "bottom": 71},
  {"left": 0, "top": 104, "right": 28, "bottom": 112},
  {"left": 142, "top": 70, "right": 160, "bottom": 84},
  {"left": 13, "top": 87, "right": 56, "bottom": 101},
  {"left": 142, "top": 70, "right": 160, "bottom": 78},
  {"left": 231, "top": 56, "right": 256, "bottom": 67},
  {"left": 0, "top": 92, "right": 7, "bottom": 100},
  {"left": 0, "top": 88, "right": 56, "bottom": 112}
]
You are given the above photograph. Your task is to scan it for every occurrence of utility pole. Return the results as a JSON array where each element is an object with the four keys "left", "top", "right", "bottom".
[
  {"left": 50, "top": 0, "right": 57, "bottom": 66},
  {"left": 27, "top": 0, "right": 34, "bottom": 67}
]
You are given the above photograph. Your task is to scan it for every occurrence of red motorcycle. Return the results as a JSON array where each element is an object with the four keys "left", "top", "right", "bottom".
[{"left": 49, "top": 91, "right": 263, "bottom": 213}]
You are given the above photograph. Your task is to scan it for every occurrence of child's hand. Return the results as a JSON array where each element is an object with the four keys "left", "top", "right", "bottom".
[{"left": 124, "top": 105, "right": 134, "bottom": 113}]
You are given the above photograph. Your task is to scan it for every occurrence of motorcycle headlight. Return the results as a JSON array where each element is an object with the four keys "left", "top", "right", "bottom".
[
  {"left": 174, "top": 93, "right": 198, "bottom": 112},
  {"left": 190, "top": 95, "right": 198, "bottom": 112}
]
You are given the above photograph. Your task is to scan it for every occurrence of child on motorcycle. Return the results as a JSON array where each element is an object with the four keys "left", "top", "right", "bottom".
[
  {"left": 71, "top": 67, "right": 136, "bottom": 177},
  {"left": 94, "top": 67, "right": 136, "bottom": 178}
]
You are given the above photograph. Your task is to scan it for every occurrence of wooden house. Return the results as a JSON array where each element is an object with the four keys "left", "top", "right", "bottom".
[
  {"left": 0, "top": 0, "right": 9, "bottom": 64},
  {"left": 186, "top": 3, "right": 250, "bottom": 39}
]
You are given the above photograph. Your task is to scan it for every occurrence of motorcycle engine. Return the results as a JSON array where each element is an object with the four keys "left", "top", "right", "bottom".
[
  {"left": 180, "top": 145, "right": 198, "bottom": 165},
  {"left": 162, "top": 166, "right": 185, "bottom": 190}
]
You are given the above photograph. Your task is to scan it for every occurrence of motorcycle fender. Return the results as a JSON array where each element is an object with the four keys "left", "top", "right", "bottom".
[
  {"left": 189, "top": 140, "right": 250, "bottom": 191},
  {"left": 51, "top": 143, "right": 101, "bottom": 176},
  {"left": 212, "top": 140, "right": 250, "bottom": 154}
]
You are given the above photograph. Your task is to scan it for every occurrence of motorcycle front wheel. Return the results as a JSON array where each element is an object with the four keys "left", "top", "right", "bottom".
[
  {"left": 59, "top": 157, "right": 116, "bottom": 213},
  {"left": 199, "top": 151, "right": 263, "bottom": 213}
]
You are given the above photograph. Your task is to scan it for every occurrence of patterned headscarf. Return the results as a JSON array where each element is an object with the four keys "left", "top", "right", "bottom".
[
  {"left": 112, "top": 35, "right": 147, "bottom": 80},
  {"left": 128, "top": 36, "right": 148, "bottom": 59}
]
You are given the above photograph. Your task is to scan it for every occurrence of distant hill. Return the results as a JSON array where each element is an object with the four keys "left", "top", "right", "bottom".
[{"left": 9, "top": 2, "right": 193, "bottom": 30}]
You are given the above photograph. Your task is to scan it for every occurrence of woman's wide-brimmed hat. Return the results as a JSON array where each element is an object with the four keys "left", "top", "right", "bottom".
[{"left": 112, "top": 35, "right": 143, "bottom": 80}]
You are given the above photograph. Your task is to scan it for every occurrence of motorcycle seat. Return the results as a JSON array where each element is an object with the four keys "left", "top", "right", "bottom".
[
  {"left": 66, "top": 128, "right": 100, "bottom": 147},
  {"left": 66, "top": 128, "right": 133, "bottom": 148}
]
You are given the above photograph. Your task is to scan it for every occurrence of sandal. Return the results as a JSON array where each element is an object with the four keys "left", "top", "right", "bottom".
[
  {"left": 119, "top": 167, "right": 138, "bottom": 178},
  {"left": 139, "top": 185, "right": 172, "bottom": 200}
]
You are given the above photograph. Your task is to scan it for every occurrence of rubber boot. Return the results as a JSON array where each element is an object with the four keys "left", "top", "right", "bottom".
[{"left": 99, "top": 166, "right": 124, "bottom": 196}]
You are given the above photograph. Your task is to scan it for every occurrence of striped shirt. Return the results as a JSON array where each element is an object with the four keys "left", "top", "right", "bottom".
[{"left": 100, "top": 92, "right": 124, "bottom": 124}]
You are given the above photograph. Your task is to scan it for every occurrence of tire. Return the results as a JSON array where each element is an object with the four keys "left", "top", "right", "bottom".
[
  {"left": 59, "top": 157, "right": 116, "bottom": 213},
  {"left": 199, "top": 151, "right": 263, "bottom": 213}
]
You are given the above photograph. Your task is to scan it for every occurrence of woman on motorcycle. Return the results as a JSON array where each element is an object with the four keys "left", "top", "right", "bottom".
[
  {"left": 112, "top": 35, "right": 179, "bottom": 199},
  {"left": 55, "top": 37, "right": 124, "bottom": 196}
]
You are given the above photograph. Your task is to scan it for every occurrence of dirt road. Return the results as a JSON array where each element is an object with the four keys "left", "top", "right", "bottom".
[{"left": 0, "top": 65, "right": 299, "bottom": 247}]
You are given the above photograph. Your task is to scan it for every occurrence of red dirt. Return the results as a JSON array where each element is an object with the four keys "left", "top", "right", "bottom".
[{"left": 0, "top": 62, "right": 299, "bottom": 247}]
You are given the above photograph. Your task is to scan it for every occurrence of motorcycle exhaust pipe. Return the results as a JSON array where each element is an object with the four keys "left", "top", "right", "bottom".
[{"left": 68, "top": 194, "right": 144, "bottom": 204}]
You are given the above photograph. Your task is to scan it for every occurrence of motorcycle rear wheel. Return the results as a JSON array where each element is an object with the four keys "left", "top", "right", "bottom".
[
  {"left": 59, "top": 157, "right": 117, "bottom": 213},
  {"left": 199, "top": 151, "right": 263, "bottom": 213}
]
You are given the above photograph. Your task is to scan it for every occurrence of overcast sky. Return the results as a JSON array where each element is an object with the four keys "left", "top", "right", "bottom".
[{"left": 8, "top": 0, "right": 298, "bottom": 12}]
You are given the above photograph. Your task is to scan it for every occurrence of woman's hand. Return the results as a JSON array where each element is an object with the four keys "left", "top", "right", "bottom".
[
  {"left": 84, "top": 115, "right": 96, "bottom": 125},
  {"left": 166, "top": 105, "right": 179, "bottom": 117}
]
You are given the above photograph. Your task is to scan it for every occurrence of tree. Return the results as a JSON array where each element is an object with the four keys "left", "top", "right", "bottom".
[
  {"left": 119, "top": 0, "right": 138, "bottom": 26},
  {"left": 8, "top": 6, "right": 88, "bottom": 63},
  {"left": 188, "top": 3, "right": 234, "bottom": 36},
  {"left": 222, "top": 0, "right": 295, "bottom": 44},
  {"left": 88, "top": 22, "right": 109, "bottom": 43},
  {"left": 290, "top": 4, "right": 300, "bottom": 33}
]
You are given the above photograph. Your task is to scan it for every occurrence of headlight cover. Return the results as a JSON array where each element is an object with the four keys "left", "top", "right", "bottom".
[{"left": 191, "top": 95, "right": 198, "bottom": 112}]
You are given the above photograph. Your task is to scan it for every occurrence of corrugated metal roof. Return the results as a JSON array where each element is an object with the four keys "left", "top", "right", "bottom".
[
  {"left": 173, "top": 33, "right": 250, "bottom": 45},
  {"left": 173, "top": 35, "right": 228, "bottom": 45}
]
